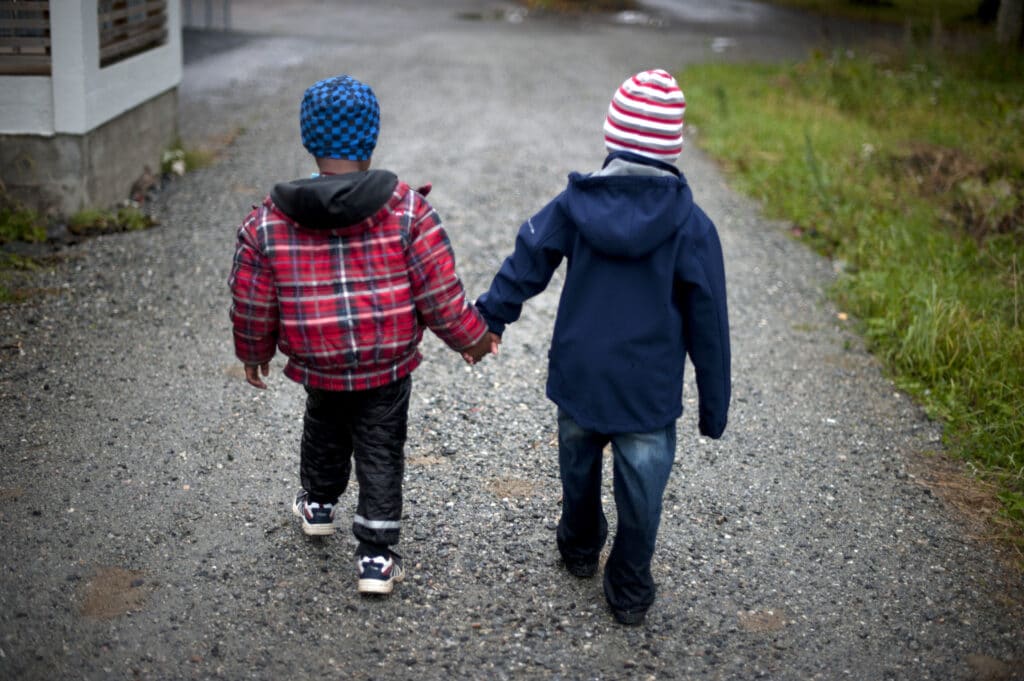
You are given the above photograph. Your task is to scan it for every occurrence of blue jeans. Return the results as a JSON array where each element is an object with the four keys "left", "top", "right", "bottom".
[{"left": 555, "top": 409, "right": 676, "bottom": 614}]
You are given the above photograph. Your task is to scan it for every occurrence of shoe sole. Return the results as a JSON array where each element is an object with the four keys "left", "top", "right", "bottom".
[
  {"left": 300, "top": 521, "right": 336, "bottom": 536},
  {"left": 291, "top": 503, "right": 337, "bottom": 536},
  {"left": 611, "top": 608, "right": 647, "bottom": 626},
  {"left": 358, "top": 568, "right": 405, "bottom": 595},
  {"left": 358, "top": 577, "right": 395, "bottom": 594}
]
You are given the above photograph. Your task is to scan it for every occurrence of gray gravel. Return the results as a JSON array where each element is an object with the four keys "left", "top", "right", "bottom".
[{"left": 1, "top": 2, "right": 1022, "bottom": 680}]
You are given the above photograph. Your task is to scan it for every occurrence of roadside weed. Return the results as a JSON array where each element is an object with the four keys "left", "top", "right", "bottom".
[
  {"left": 162, "top": 140, "right": 216, "bottom": 176},
  {"left": 0, "top": 191, "right": 46, "bottom": 245},
  {"left": 68, "top": 206, "right": 156, "bottom": 236},
  {"left": 762, "top": 0, "right": 985, "bottom": 28}
]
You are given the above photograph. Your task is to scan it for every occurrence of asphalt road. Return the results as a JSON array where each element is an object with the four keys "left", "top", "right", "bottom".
[{"left": 1, "top": 1, "right": 1021, "bottom": 679}]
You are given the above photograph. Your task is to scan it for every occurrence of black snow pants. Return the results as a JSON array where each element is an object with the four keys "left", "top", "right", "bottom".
[{"left": 300, "top": 375, "right": 411, "bottom": 551}]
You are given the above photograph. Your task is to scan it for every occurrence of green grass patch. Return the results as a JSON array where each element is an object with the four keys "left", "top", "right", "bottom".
[
  {"left": 2, "top": 201, "right": 156, "bottom": 303},
  {"left": 763, "top": 0, "right": 987, "bottom": 28},
  {"left": 681, "top": 44, "right": 1024, "bottom": 535},
  {"left": 162, "top": 141, "right": 216, "bottom": 176},
  {"left": 0, "top": 252, "right": 68, "bottom": 304},
  {"left": 0, "top": 191, "right": 47, "bottom": 302},
  {"left": 163, "top": 130, "right": 246, "bottom": 178},
  {"left": 68, "top": 206, "right": 156, "bottom": 236},
  {"left": 0, "top": 193, "right": 46, "bottom": 245}
]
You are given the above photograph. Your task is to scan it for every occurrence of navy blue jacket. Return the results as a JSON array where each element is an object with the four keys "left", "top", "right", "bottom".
[{"left": 476, "top": 152, "right": 730, "bottom": 437}]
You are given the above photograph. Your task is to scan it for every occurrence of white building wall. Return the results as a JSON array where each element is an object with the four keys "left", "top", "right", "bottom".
[
  {"left": 0, "top": 0, "right": 182, "bottom": 136},
  {"left": 0, "top": 76, "right": 52, "bottom": 134}
]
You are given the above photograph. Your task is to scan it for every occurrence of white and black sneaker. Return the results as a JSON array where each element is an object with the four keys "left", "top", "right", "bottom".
[
  {"left": 357, "top": 551, "right": 405, "bottom": 595},
  {"left": 291, "top": 490, "right": 337, "bottom": 536}
]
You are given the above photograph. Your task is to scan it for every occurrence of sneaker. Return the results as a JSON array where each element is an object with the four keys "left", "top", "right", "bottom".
[
  {"left": 291, "top": 490, "right": 337, "bottom": 536},
  {"left": 610, "top": 605, "right": 647, "bottom": 626},
  {"left": 357, "top": 551, "right": 405, "bottom": 595},
  {"left": 564, "top": 557, "right": 598, "bottom": 578}
]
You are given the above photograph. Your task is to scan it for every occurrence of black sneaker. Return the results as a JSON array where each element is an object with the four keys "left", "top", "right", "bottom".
[
  {"left": 357, "top": 551, "right": 405, "bottom": 595},
  {"left": 291, "top": 490, "right": 337, "bottom": 536},
  {"left": 611, "top": 606, "right": 647, "bottom": 626},
  {"left": 564, "top": 557, "right": 599, "bottom": 578}
]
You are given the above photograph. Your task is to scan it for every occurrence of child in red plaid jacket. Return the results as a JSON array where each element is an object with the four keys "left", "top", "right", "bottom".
[{"left": 229, "top": 75, "right": 495, "bottom": 595}]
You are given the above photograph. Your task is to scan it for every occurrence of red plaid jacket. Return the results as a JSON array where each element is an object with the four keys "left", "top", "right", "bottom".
[{"left": 229, "top": 179, "right": 486, "bottom": 391}]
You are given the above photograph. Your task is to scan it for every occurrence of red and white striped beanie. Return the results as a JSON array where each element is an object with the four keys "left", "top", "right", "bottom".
[{"left": 604, "top": 69, "right": 686, "bottom": 162}]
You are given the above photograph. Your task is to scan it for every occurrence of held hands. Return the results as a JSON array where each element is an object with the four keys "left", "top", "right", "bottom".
[
  {"left": 244, "top": 362, "right": 270, "bottom": 389},
  {"left": 462, "top": 332, "right": 501, "bottom": 365}
]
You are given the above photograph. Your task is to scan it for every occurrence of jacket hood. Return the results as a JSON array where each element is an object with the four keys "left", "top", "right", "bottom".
[
  {"left": 270, "top": 169, "right": 398, "bottom": 232},
  {"left": 565, "top": 155, "right": 692, "bottom": 258}
]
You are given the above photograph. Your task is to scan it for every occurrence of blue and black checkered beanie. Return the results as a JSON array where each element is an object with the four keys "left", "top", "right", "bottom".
[{"left": 300, "top": 75, "right": 380, "bottom": 161}]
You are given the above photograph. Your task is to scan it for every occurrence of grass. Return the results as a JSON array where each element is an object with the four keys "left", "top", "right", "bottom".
[
  {"left": 161, "top": 139, "right": 217, "bottom": 176},
  {"left": 68, "top": 206, "right": 156, "bottom": 236},
  {"left": 764, "top": 0, "right": 992, "bottom": 27},
  {"left": 0, "top": 190, "right": 48, "bottom": 302},
  {"left": 0, "top": 252, "right": 69, "bottom": 304},
  {"left": 0, "top": 191, "right": 46, "bottom": 246},
  {"left": 1, "top": 131, "right": 235, "bottom": 302},
  {"left": 0, "top": 135, "right": 206, "bottom": 301},
  {"left": 681, "top": 39, "right": 1024, "bottom": 543},
  {"left": 1, "top": 202, "right": 156, "bottom": 302},
  {"left": 0, "top": 252, "right": 43, "bottom": 303}
]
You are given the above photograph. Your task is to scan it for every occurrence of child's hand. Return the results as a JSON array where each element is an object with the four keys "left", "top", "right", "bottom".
[
  {"left": 462, "top": 332, "right": 500, "bottom": 365},
  {"left": 244, "top": 362, "right": 270, "bottom": 389}
]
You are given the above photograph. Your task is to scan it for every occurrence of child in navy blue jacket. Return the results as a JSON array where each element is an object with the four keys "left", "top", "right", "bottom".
[{"left": 474, "top": 69, "right": 730, "bottom": 625}]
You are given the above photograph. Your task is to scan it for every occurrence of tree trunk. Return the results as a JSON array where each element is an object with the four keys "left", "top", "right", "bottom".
[{"left": 996, "top": 0, "right": 1024, "bottom": 47}]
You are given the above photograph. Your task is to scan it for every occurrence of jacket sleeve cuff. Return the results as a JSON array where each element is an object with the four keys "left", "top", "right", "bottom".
[
  {"left": 698, "top": 414, "right": 727, "bottom": 440},
  {"left": 475, "top": 301, "right": 506, "bottom": 337},
  {"left": 233, "top": 336, "right": 276, "bottom": 366}
]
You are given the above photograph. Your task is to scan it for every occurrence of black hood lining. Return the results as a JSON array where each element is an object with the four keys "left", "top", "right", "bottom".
[{"left": 270, "top": 170, "right": 399, "bottom": 231}]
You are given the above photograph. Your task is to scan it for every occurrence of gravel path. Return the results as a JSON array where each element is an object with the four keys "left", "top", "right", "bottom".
[{"left": 1, "top": 2, "right": 1021, "bottom": 679}]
